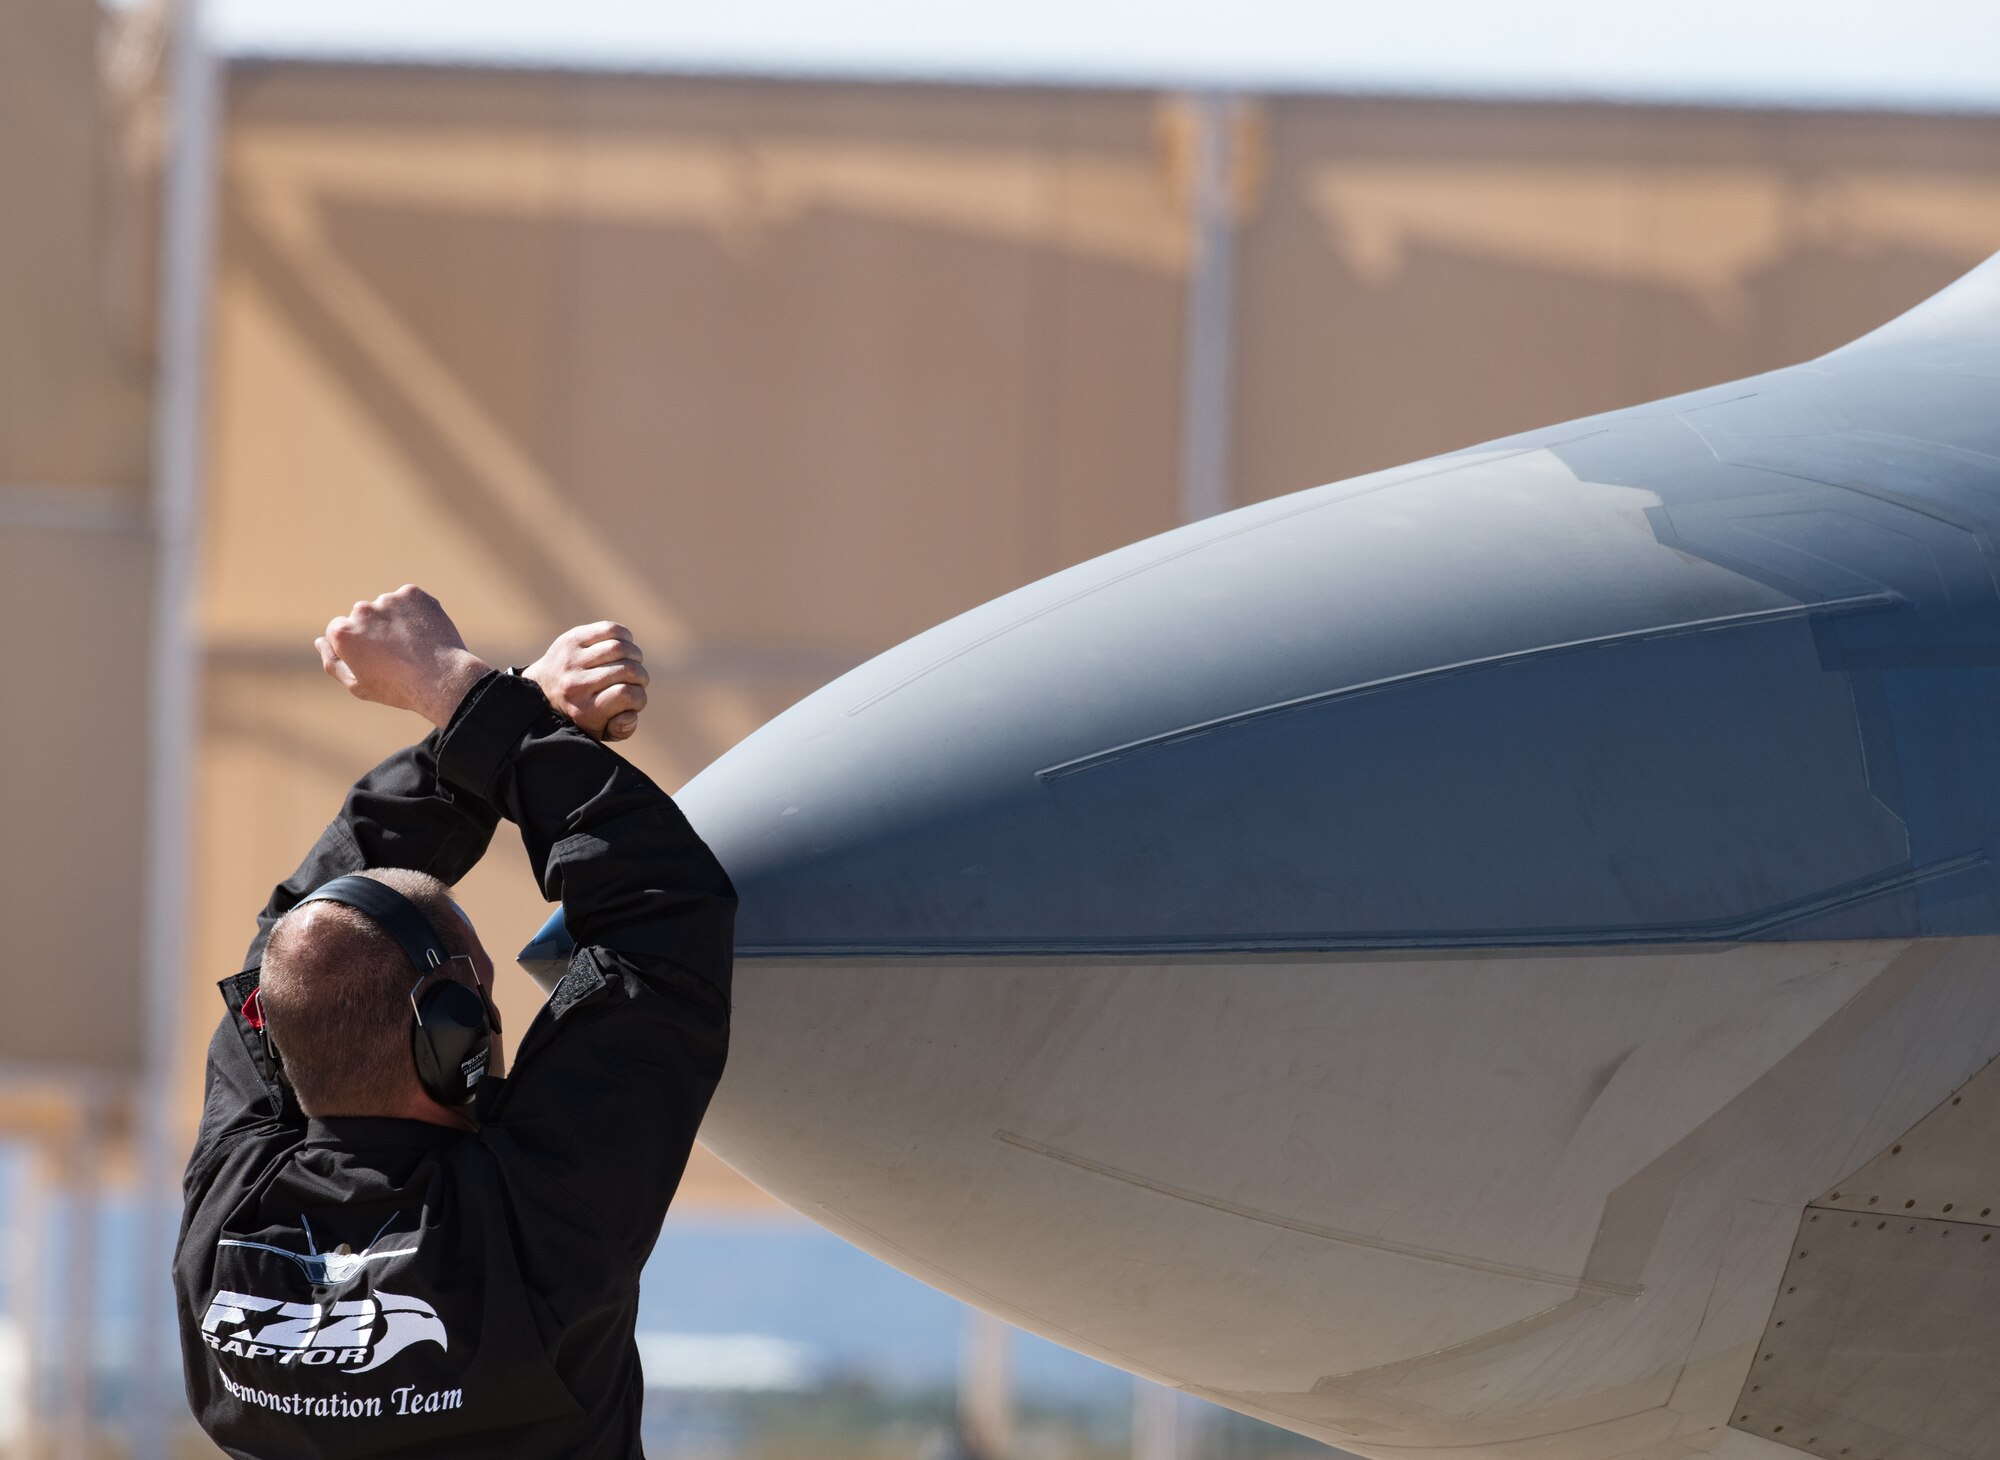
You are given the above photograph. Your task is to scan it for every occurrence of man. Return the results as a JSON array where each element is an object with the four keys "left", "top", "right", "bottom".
[{"left": 175, "top": 585, "right": 736, "bottom": 1458}]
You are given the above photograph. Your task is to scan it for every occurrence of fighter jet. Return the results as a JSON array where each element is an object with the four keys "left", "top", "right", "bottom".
[{"left": 535, "top": 255, "right": 2000, "bottom": 1460}]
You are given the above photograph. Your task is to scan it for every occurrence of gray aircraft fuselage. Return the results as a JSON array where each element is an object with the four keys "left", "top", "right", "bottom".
[{"left": 533, "top": 257, "right": 2000, "bottom": 1460}]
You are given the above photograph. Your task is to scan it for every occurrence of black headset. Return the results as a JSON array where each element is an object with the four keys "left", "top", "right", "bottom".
[{"left": 292, "top": 875, "right": 495, "bottom": 1107}]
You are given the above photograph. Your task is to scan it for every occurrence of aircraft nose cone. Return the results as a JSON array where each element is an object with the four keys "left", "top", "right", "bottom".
[
  {"left": 664, "top": 262, "right": 2000, "bottom": 1452},
  {"left": 677, "top": 441, "right": 1907, "bottom": 955},
  {"left": 667, "top": 435, "right": 1943, "bottom": 1440}
]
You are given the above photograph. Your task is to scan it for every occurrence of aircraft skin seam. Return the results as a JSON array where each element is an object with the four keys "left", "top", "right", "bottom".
[
  {"left": 731, "top": 848, "right": 1985, "bottom": 958},
  {"left": 1036, "top": 592, "right": 1901, "bottom": 782},
  {"left": 992, "top": 1130, "right": 1644, "bottom": 1298},
  {"left": 803, "top": 1201, "right": 1173, "bottom": 1387},
  {"left": 843, "top": 443, "right": 1582, "bottom": 719},
  {"left": 1690, "top": 449, "right": 1997, "bottom": 543}
]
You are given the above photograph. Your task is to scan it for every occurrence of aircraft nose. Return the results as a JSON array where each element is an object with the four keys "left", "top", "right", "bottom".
[
  {"left": 654, "top": 263, "right": 2000, "bottom": 1451},
  {"left": 677, "top": 441, "right": 1909, "bottom": 957}
]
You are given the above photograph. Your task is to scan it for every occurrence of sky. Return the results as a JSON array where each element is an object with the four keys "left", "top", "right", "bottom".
[
  {"left": 209, "top": 0, "right": 2000, "bottom": 112},
  {"left": 641, "top": 1215, "right": 1135, "bottom": 1401}
]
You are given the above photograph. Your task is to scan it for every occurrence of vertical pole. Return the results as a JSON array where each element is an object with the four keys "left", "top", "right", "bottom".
[
  {"left": 8, "top": 1145, "right": 47, "bottom": 1460},
  {"left": 1133, "top": 1379, "right": 1196, "bottom": 1460},
  {"left": 959, "top": 1310, "right": 1014, "bottom": 1460},
  {"left": 57, "top": 1096, "right": 104, "bottom": 1460},
  {"left": 1177, "top": 91, "right": 1243, "bottom": 526},
  {"left": 134, "top": 2, "right": 219, "bottom": 1457}
]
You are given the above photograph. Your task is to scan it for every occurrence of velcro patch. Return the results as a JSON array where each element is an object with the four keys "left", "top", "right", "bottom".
[{"left": 549, "top": 947, "right": 608, "bottom": 1020}]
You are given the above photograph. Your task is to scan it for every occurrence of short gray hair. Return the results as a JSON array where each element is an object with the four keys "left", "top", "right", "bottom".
[{"left": 259, "top": 868, "right": 473, "bottom": 1116}]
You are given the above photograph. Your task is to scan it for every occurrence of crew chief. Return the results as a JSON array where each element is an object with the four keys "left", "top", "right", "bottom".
[{"left": 174, "top": 586, "right": 735, "bottom": 1458}]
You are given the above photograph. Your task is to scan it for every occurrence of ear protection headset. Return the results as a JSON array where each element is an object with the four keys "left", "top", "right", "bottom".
[{"left": 289, "top": 875, "right": 495, "bottom": 1107}]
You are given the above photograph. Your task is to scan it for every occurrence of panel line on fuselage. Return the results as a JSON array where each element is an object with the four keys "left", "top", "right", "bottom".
[
  {"left": 1036, "top": 591, "right": 1900, "bottom": 783},
  {"left": 840, "top": 442, "right": 1596, "bottom": 720},
  {"left": 993, "top": 1130, "right": 1644, "bottom": 1298},
  {"left": 731, "top": 847, "right": 1985, "bottom": 958}
]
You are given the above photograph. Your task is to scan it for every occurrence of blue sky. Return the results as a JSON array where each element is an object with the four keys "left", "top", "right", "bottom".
[
  {"left": 642, "top": 1215, "right": 1134, "bottom": 1401},
  {"left": 210, "top": 0, "right": 2000, "bottom": 111}
]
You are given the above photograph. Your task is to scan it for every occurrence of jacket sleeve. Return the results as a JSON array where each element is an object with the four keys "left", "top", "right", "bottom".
[
  {"left": 190, "top": 728, "right": 505, "bottom": 1161},
  {"left": 436, "top": 670, "right": 736, "bottom": 1268}
]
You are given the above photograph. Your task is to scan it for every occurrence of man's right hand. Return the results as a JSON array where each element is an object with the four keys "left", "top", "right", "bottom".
[
  {"left": 523, "top": 622, "right": 650, "bottom": 741},
  {"left": 317, "top": 586, "right": 491, "bottom": 730}
]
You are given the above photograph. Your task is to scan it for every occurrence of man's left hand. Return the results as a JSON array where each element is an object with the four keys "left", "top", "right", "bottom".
[{"left": 524, "top": 621, "right": 650, "bottom": 741}]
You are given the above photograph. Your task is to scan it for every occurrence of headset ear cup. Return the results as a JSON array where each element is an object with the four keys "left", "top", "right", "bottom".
[
  {"left": 409, "top": 1019, "right": 446, "bottom": 1103},
  {"left": 411, "top": 979, "right": 493, "bottom": 1106},
  {"left": 264, "top": 1032, "right": 287, "bottom": 1086}
]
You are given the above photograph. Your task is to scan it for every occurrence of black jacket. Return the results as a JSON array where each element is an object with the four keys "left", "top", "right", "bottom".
[{"left": 175, "top": 669, "right": 736, "bottom": 1459}]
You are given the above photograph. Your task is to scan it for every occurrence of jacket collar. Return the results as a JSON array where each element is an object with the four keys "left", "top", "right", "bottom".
[{"left": 302, "top": 1116, "right": 465, "bottom": 1150}]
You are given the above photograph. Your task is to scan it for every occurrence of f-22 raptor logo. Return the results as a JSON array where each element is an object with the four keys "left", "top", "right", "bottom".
[{"left": 203, "top": 1217, "right": 448, "bottom": 1375}]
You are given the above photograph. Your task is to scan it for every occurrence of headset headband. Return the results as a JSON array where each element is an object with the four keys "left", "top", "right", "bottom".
[{"left": 298, "top": 875, "right": 448, "bottom": 975}]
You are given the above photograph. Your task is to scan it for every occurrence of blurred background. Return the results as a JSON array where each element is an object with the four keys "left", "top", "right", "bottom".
[{"left": 4, "top": 0, "right": 2000, "bottom": 1454}]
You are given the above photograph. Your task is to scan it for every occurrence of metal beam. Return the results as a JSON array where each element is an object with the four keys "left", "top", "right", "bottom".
[
  {"left": 0, "top": 486, "right": 147, "bottom": 533},
  {"left": 1176, "top": 92, "right": 1243, "bottom": 526},
  {"left": 959, "top": 1310, "right": 1015, "bottom": 1459},
  {"left": 57, "top": 1094, "right": 105, "bottom": 1460},
  {"left": 1134, "top": 1378, "right": 1199, "bottom": 1460},
  {"left": 7, "top": 1145, "right": 47, "bottom": 1456},
  {"left": 132, "top": 3, "right": 219, "bottom": 1456}
]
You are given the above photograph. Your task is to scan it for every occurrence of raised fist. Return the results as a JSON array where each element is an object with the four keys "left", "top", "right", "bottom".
[
  {"left": 523, "top": 621, "right": 649, "bottom": 742},
  {"left": 316, "top": 586, "right": 492, "bottom": 729}
]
